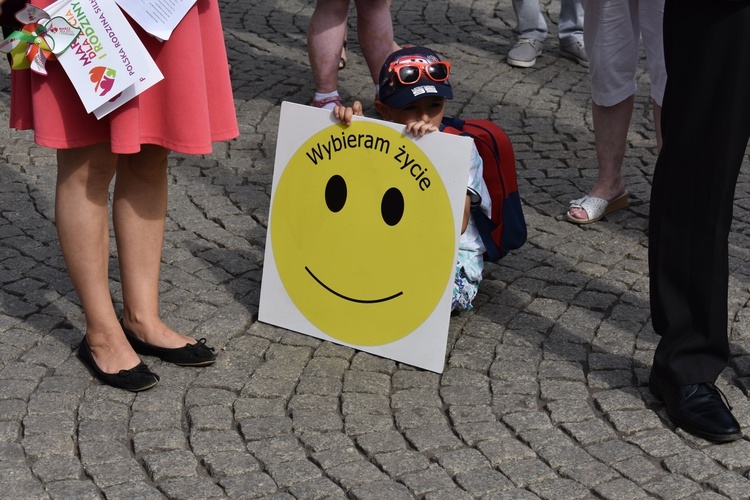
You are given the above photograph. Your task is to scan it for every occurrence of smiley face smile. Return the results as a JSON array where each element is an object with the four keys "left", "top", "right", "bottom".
[{"left": 305, "top": 266, "right": 403, "bottom": 303}]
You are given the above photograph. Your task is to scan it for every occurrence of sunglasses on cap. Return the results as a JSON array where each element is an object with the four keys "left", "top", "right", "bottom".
[{"left": 388, "top": 60, "right": 451, "bottom": 85}]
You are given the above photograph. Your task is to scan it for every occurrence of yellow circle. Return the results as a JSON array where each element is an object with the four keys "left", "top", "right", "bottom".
[{"left": 271, "top": 121, "right": 455, "bottom": 345}]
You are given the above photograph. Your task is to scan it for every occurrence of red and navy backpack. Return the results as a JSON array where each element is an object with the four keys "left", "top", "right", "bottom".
[{"left": 441, "top": 117, "right": 527, "bottom": 261}]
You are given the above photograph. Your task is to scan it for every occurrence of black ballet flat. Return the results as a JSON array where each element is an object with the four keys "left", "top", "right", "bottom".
[
  {"left": 121, "top": 321, "right": 217, "bottom": 367},
  {"left": 77, "top": 337, "right": 160, "bottom": 392}
]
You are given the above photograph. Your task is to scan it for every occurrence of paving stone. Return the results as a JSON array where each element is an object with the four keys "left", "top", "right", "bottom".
[
  {"left": 585, "top": 439, "right": 643, "bottom": 464},
  {"left": 356, "top": 430, "right": 408, "bottom": 455},
  {"left": 563, "top": 419, "right": 619, "bottom": 446},
  {"left": 454, "top": 421, "right": 511, "bottom": 446},
  {"left": 453, "top": 467, "right": 515, "bottom": 497},
  {"left": 246, "top": 436, "right": 307, "bottom": 466},
  {"left": 83, "top": 460, "right": 150, "bottom": 489},
  {"left": 497, "top": 457, "right": 558, "bottom": 487},
  {"left": 220, "top": 472, "right": 278, "bottom": 499},
  {"left": 201, "top": 451, "right": 261, "bottom": 479},
  {"left": 399, "top": 465, "right": 457, "bottom": 496},
  {"left": 626, "top": 429, "right": 693, "bottom": 458},
  {"left": 159, "top": 477, "right": 226, "bottom": 500},
  {"left": 404, "top": 424, "right": 464, "bottom": 453},
  {"left": 422, "top": 487, "right": 475, "bottom": 500},
  {"left": 605, "top": 409, "right": 664, "bottom": 434},
  {"left": 191, "top": 430, "right": 247, "bottom": 456},
  {"left": 45, "top": 479, "right": 101, "bottom": 500},
  {"left": 663, "top": 450, "right": 725, "bottom": 482},
  {"left": 298, "top": 431, "right": 354, "bottom": 453},
  {"left": 22, "top": 433, "right": 75, "bottom": 460},
  {"left": 311, "top": 447, "right": 362, "bottom": 469},
  {"left": 611, "top": 455, "right": 666, "bottom": 484},
  {"left": 349, "top": 481, "right": 414, "bottom": 500},
  {"left": 265, "top": 459, "right": 322, "bottom": 488},
  {"left": 77, "top": 419, "right": 129, "bottom": 443},
  {"left": 238, "top": 416, "right": 293, "bottom": 441},
  {"left": 642, "top": 474, "right": 703, "bottom": 499},
  {"left": 326, "top": 459, "right": 389, "bottom": 491},
  {"left": 373, "top": 450, "right": 431, "bottom": 478},
  {"left": 703, "top": 439, "right": 750, "bottom": 469},
  {"left": 394, "top": 406, "right": 447, "bottom": 430},
  {"left": 595, "top": 478, "right": 650, "bottom": 499},
  {"left": 344, "top": 413, "right": 395, "bottom": 436},
  {"left": 558, "top": 460, "right": 621, "bottom": 488},
  {"left": 528, "top": 477, "right": 593, "bottom": 500},
  {"left": 433, "top": 448, "right": 492, "bottom": 476},
  {"left": 187, "top": 404, "right": 235, "bottom": 431},
  {"left": 476, "top": 437, "right": 536, "bottom": 466},
  {"left": 30, "top": 455, "right": 82, "bottom": 482},
  {"left": 705, "top": 471, "right": 750, "bottom": 499},
  {"left": 287, "top": 477, "right": 347, "bottom": 500},
  {"left": 233, "top": 397, "right": 287, "bottom": 420},
  {"left": 141, "top": 450, "right": 199, "bottom": 483},
  {"left": 102, "top": 481, "right": 166, "bottom": 500}
]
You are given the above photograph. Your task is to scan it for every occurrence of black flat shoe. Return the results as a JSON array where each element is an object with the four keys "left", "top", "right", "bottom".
[
  {"left": 121, "top": 321, "right": 217, "bottom": 367},
  {"left": 649, "top": 371, "right": 742, "bottom": 443},
  {"left": 77, "top": 337, "right": 159, "bottom": 392}
]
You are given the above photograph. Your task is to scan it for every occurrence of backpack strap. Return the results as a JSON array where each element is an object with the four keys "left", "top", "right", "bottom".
[
  {"left": 471, "top": 203, "right": 501, "bottom": 262},
  {"left": 442, "top": 117, "right": 503, "bottom": 261}
]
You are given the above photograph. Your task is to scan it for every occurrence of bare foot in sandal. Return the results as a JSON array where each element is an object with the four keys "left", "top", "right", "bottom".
[{"left": 567, "top": 192, "right": 629, "bottom": 224}]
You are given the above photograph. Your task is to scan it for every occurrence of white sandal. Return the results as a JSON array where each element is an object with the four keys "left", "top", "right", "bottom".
[{"left": 566, "top": 193, "right": 629, "bottom": 224}]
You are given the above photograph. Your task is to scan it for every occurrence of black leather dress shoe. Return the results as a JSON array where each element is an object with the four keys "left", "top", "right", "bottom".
[
  {"left": 649, "top": 371, "right": 742, "bottom": 443},
  {"left": 121, "top": 321, "right": 217, "bottom": 367},
  {"left": 77, "top": 337, "right": 159, "bottom": 392}
]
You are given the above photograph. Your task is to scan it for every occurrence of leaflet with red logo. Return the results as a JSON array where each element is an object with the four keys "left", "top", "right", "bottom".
[{"left": 45, "top": 0, "right": 162, "bottom": 116}]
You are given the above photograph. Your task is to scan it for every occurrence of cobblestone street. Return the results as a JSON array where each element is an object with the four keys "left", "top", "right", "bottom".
[{"left": 1, "top": 0, "right": 750, "bottom": 498}]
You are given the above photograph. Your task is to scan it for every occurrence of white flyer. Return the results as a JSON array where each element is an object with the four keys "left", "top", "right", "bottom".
[
  {"left": 114, "top": 0, "right": 196, "bottom": 41},
  {"left": 47, "top": 0, "right": 160, "bottom": 115}
]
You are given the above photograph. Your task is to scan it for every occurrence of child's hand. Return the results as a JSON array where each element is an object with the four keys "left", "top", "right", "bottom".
[
  {"left": 333, "top": 101, "right": 364, "bottom": 126},
  {"left": 405, "top": 120, "right": 440, "bottom": 137}
]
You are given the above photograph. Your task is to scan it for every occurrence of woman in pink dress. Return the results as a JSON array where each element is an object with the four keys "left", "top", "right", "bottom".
[{"left": 8, "top": 0, "right": 239, "bottom": 391}]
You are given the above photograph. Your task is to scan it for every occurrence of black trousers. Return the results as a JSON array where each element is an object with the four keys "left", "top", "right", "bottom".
[{"left": 649, "top": 0, "right": 750, "bottom": 385}]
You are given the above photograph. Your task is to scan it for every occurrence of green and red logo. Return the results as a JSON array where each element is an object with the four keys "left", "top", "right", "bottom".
[{"left": 89, "top": 66, "right": 116, "bottom": 96}]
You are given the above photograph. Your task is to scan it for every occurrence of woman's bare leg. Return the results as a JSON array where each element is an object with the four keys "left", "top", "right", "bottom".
[
  {"left": 56, "top": 143, "right": 141, "bottom": 373},
  {"left": 113, "top": 145, "right": 195, "bottom": 348}
]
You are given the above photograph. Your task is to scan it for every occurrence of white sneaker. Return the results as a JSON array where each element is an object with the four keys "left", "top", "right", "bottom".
[
  {"left": 507, "top": 39, "right": 543, "bottom": 68},
  {"left": 560, "top": 39, "right": 589, "bottom": 67}
]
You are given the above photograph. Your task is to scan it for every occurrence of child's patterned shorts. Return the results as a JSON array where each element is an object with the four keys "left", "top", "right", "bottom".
[{"left": 452, "top": 265, "right": 480, "bottom": 312}]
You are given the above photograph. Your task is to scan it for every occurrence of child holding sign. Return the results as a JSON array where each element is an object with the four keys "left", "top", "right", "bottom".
[
  {"left": 7, "top": 0, "right": 238, "bottom": 391},
  {"left": 334, "top": 47, "right": 492, "bottom": 312}
]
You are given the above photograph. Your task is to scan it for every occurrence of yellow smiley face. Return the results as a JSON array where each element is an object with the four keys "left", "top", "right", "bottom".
[{"left": 271, "top": 121, "right": 455, "bottom": 346}]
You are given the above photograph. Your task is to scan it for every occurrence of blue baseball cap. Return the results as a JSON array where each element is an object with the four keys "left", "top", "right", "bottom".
[{"left": 378, "top": 47, "right": 453, "bottom": 108}]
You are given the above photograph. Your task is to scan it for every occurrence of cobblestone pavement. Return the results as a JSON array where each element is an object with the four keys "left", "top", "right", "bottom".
[{"left": 1, "top": 0, "right": 750, "bottom": 498}]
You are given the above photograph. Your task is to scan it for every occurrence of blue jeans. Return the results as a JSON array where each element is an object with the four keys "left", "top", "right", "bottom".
[{"left": 511, "top": 0, "right": 584, "bottom": 45}]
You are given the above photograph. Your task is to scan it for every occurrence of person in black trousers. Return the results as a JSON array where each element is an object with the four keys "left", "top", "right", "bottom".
[{"left": 648, "top": 0, "right": 749, "bottom": 442}]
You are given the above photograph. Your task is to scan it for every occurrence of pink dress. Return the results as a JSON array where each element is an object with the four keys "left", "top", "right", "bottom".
[{"left": 10, "top": 0, "right": 239, "bottom": 154}]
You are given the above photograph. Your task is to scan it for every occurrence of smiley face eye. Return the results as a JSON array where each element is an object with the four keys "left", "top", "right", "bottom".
[
  {"left": 381, "top": 187, "right": 404, "bottom": 226},
  {"left": 325, "top": 175, "right": 347, "bottom": 213}
]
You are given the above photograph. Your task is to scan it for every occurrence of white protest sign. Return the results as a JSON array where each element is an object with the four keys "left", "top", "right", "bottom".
[
  {"left": 48, "top": 0, "right": 158, "bottom": 115},
  {"left": 259, "top": 101, "right": 473, "bottom": 373}
]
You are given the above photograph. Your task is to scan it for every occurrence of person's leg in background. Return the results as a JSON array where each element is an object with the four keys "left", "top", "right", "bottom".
[
  {"left": 307, "top": 0, "right": 350, "bottom": 109},
  {"left": 558, "top": 0, "right": 588, "bottom": 66},
  {"left": 507, "top": 0, "right": 546, "bottom": 67},
  {"left": 639, "top": 0, "right": 666, "bottom": 151},
  {"left": 567, "top": 0, "right": 638, "bottom": 223},
  {"left": 353, "top": 0, "right": 394, "bottom": 86}
]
